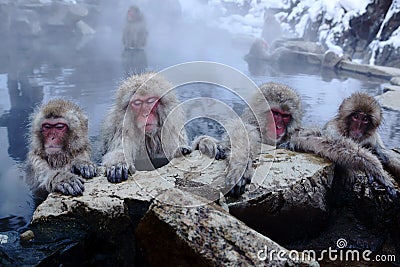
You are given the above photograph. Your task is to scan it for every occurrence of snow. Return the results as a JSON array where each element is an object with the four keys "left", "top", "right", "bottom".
[
  {"left": 179, "top": 0, "right": 400, "bottom": 64},
  {"left": 369, "top": 0, "right": 400, "bottom": 64}
]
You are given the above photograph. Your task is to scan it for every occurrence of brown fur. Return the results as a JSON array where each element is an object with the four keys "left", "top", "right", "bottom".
[
  {"left": 333, "top": 92, "right": 382, "bottom": 144},
  {"left": 27, "top": 99, "right": 96, "bottom": 198},
  {"left": 101, "top": 72, "right": 189, "bottom": 179},
  {"left": 322, "top": 92, "right": 400, "bottom": 182}
]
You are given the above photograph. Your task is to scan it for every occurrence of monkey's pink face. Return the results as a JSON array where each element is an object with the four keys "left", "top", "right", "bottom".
[
  {"left": 349, "top": 111, "right": 370, "bottom": 140},
  {"left": 130, "top": 95, "right": 160, "bottom": 133},
  {"left": 127, "top": 7, "right": 140, "bottom": 22},
  {"left": 41, "top": 118, "right": 69, "bottom": 154},
  {"left": 266, "top": 108, "right": 292, "bottom": 142}
]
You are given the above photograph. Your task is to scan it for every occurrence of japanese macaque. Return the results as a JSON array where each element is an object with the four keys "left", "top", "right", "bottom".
[
  {"left": 194, "top": 82, "right": 301, "bottom": 196},
  {"left": 122, "top": 5, "right": 148, "bottom": 50},
  {"left": 244, "top": 39, "right": 269, "bottom": 61},
  {"left": 324, "top": 93, "right": 400, "bottom": 181},
  {"left": 26, "top": 99, "right": 97, "bottom": 198},
  {"left": 195, "top": 84, "right": 397, "bottom": 197},
  {"left": 101, "top": 72, "right": 190, "bottom": 183},
  {"left": 261, "top": 9, "right": 282, "bottom": 46}
]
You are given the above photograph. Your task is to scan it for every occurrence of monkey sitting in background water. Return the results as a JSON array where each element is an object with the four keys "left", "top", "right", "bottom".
[
  {"left": 122, "top": 5, "right": 148, "bottom": 50},
  {"left": 26, "top": 99, "right": 97, "bottom": 199}
]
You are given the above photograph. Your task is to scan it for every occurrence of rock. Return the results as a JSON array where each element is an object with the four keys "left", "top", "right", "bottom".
[
  {"left": 45, "top": 2, "right": 88, "bottom": 27},
  {"left": 26, "top": 148, "right": 330, "bottom": 265},
  {"left": 228, "top": 147, "right": 334, "bottom": 243},
  {"left": 10, "top": 8, "right": 41, "bottom": 36},
  {"left": 271, "top": 39, "right": 325, "bottom": 54},
  {"left": 322, "top": 51, "right": 350, "bottom": 68},
  {"left": 75, "top": 20, "right": 95, "bottom": 35},
  {"left": 376, "top": 90, "right": 400, "bottom": 111},
  {"left": 136, "top": 188, "right": 319, "bottom": 267},
  {"left": 20, "top": 230, "right": 34, "bottom": 242},
  {"left": 268, "top": 47, "right": 323, "bottom": 66},
  {"left": 337, "top": 60, "right": 400, "bottom": 79},
  {"left": 382, "top": 84, "right": 400, "bottom": 93},
  {"left": 390, "top": 76, "right": 400, "bottom": 86}
]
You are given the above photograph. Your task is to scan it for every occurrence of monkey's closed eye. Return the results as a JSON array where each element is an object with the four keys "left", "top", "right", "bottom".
[
  {"left": 132, "top": 100, "right": 143, "bottom": 106},
  {"left": 145, "top": 97, "right": 158, "bottom": 104},
  {"left": 55, "top": 124, "right": 67, "bottom": 130},
  {"left": 42, "top": 124, "right": 52, "bottom": 130}
]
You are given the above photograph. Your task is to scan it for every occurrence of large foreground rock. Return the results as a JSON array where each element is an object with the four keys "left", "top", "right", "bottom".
[
  {"left": 136, "top": 188, "right": 319, "bottom": 267},
  {"left": 228, "top": 147, "right": 334, "bottom": 243},
  {"left": 27, "top": 148, "right": 330, "bottom": 265}
]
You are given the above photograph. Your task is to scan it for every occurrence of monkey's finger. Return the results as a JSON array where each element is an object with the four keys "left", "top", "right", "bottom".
[
  {"left": 62, "top": 183, "right": 76, "bottom": 196},
  {"left": 55, "top": 184, "right": 69, "bottom": 195},
  {"left": 71, "top": 165, "right": 78, "bottom": 175},
  {"left": 122, "top": 165, "right": 129, "bottom": 181},
  {"left": 107, "top": 166, "right": 117, "bottom": 183},
  {"left": 71, "top": 181, "right": 84, "bottom": 196},
  {"left": 90, "top": 165, "right": 97, "bottom": 177},
  {"left": 116, "top": 164, "right": 123, "bottom": 182},
  {"left": 216, "top": 146, "right": 227, "bottom": 160},
  {"left": 180, "top": 146, "right": 192, "bottom": 155}
]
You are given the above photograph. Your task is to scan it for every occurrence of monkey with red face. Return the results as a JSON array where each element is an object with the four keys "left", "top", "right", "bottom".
[
  {"left": 101, "top": 72, "right": 190, "bottom": 183},
  {"left": 122, "top": 5, "right": 148, "bottom": 50},
  {"left": 323, "top": 93, "right": 400, "bottom": 181},
  {"left": 27, "top": 99, "right": 97, "bottom": 198}
]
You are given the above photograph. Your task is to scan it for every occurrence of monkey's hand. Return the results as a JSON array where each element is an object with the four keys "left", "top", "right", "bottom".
[
  {"left": 71, "top": 159, "right": 97, "bottom": 179},
  {"left": 225, "top": 158, "right": 253, "bottom": 198},
  {"left": 192, "top": 135, "right": 226, "bottom": 160},
  {"left": 172, "top": 145, "right": 192, "bottom": 158},
  {"left": 49, "top": 171, "right": 85, "bottom": 196},
  {"left": 106, "top": 162, "right": 136, "bottom": 183},
  {"left": 278, "top": 141, "right": 296, "bottom": 151},
  {"left": 368, "top": 171, "right": 398, "bottom": 199}
]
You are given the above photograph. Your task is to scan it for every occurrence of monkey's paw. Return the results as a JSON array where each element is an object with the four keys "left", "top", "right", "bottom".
[
  {"left": 278, "top": 141, "right": 296, "bottom": 151},
  {"left": 180, "top": 145, "right": 192, "bottom": 156},
  {"left": 106, "top": 163, "right": 135, "bottom": 183},
  {"left": 71, "top": 159, "right": 97, "bottom": 179},
  {"left": 369, "top": 173, "right": 398, "bottom": 199},
  {"left": 52, "top": 172, "right": 85, "bottom": 196},
  {"left": 192, "top": 135, "right": 226, "bottom": 160}
]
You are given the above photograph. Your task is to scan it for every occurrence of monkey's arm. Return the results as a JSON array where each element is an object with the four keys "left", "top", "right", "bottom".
[
  {"left": 286, "top": 131, "right": 396, "bottom": 196},
  {"left": 28, "top": 154, "right": 84, "bottom": 197},
  {"left": 372, "top": 146, "right": 400, "bottom": 181},
  {"left": 172, "top": 129, "right": 192, "bottom": 157},
  {"left": 222, "top": 120, "right": 261, "bottom": 197},
  {"left": 102, "top": 149, "right": 135, "bottom": 183},
  {"left": 71, "top": 151, "right": 97, "bottom": 179}
]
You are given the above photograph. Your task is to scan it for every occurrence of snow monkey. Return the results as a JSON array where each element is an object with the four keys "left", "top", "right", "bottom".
[
  {"left": 195, "top": 83, "right": 397, "bottom": 197},
  {"left": 27, "top": 99, "right": 97, "bottom": 198},
  {"left": 122, "top": 5, "right": 148, "bottom": 50},
  {"left": 324, "top": 93, "right": 400, "bottom": 182},
  {"left": 194, "top": 82, "right": 302, "bottom": 196},
  {"left": 101, "top": 72, "right": 191, "bottom": 183}
]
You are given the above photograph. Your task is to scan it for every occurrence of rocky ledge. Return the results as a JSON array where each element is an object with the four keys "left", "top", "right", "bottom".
[{"left": 1, "top": 146, "right": 398, "bottom": 266}]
